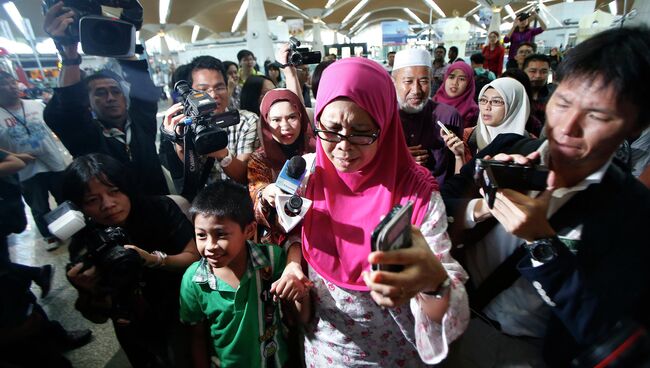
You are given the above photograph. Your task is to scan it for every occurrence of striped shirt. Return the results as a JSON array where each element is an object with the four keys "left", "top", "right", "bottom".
[{"left": 211, "top": 108, "right": 260, "bottom": 181}]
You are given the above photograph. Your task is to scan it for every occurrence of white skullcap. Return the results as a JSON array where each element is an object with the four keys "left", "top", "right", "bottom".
[{"left": 393, "top": 48, "right": 432, "bottom": 71}]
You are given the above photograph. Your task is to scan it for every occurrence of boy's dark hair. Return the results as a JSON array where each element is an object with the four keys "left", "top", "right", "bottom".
[
  {"left": 188, "top": 56, "right": 226, "bottom": 87},
  {"left": 470, "top": 53, "right": 485, "bottom": 65},
  {"left": 240, "top": 75, "right": 274, "bottom": 115},
  {"left": 312, "top": 59, "right": 335, "bottom": 99},
  {"left": 518, "top": 42, "right": 537, "bottom": 53},
  {"left": 523, "top": 54, "right": 550, "bottom": 70},
  {"left": 555, "top": 26, "right": 650, "bottom": 129},
  {"left": 237, "top": 49, "right": 255, "bottom": 63},
  {"left": 190, "top": 180, "right": 254, "bottom": 230},
  {"left": 62, "top": 153, "right": 133, "bottom": 207},
  {"left": 83, "top": 70, "right": 124, "bottom": 91}
]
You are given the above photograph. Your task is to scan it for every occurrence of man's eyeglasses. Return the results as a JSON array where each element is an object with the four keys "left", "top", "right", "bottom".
[
  {"left": 197, "top": 86, "right": 228, "bottom": 95},
  {"left": 478, "top": 98, "right": 505, "bottom": 107},
  {"left": 314, "top": 124, "right": 380, "bottom": 145}
]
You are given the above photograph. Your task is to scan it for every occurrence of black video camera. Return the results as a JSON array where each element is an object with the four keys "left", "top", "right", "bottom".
[
  {"left": 518, "top": 8, "right": 538, "bottom": 21},
  {"left": 42, "top": 0, "right": 143, "bottom": 57},
  {"left": 287, "top": 37, "right": 322, "bottom": 66},
  {"left": 474, "top": 159, "right": 549, "bottom": 209},
  {"left": 159, "top": 80, "right": 240, "bottom": 156}
]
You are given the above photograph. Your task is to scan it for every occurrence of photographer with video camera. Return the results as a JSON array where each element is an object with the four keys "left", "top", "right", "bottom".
[
  {"left": 161, "top": 56, "right": 260, "bottom": 198},
  {"left": 61, "top": 153, "right": 199, "bottom": 367},
  {"left": 42, "top": 1, "right": 169, "bottom": 197},
  {"left": 275, "top": 38, "right": 321, "bottom": 112},
  {"left": 440, "top": 27, "right": 650, "bottom": 367}
]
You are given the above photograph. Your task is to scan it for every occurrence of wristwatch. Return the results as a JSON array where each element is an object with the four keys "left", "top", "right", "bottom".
[
  {"left": 218, "top": 149, "right": 234, "bottom": 168},
  {"left": 422, "top": 275, "right": 451, "bottom": 299},
  {"left": 524, "top": 237, "right": 560, "bottom": 263}
]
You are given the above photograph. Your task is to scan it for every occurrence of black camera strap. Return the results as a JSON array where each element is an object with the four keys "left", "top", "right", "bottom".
[{"left": 180, "top": 131, "right": 214, "bottom": 200}]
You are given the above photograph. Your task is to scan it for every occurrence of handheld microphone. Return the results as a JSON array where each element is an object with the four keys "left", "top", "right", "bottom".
[
  {"left": 273, "top": 155, "right": 312, "bottom": 233},
  {"left": 276, "top": 156, "right": 307, "bottom": 194}
]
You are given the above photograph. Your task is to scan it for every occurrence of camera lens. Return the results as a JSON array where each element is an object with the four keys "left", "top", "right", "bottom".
[{"left": 289, "top": 52, "right": 303, "bottom": 66}]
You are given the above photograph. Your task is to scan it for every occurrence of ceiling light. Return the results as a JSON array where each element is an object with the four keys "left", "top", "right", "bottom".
[
  {"left": 231, "top": 0, "right": 249, "bottom": 33},
  {"left": 2, "top": 2, "right": 27, "bottom": 39},
  {"left": 342, "top": 0, "right": 369, "bottom": 25},
  {"left": 281, "top": 0, "right": 302, "bottom": 12},
  {"left": 350, "top": 12, "right": 370, "bottom": 32},
  {"left": 191, "top": 25, "right": 200, "bottom": 43},
  {"left": 609, "top": 0, "right": 617, "bottom": 14},
  {"left": 404, "top": 9, "right": 425, "bottom": 25},
  {"left": 473, "top": 14, "right": 480, "bottom": 22},
  {"left": 325, "top": 0, "right": 337, "bottom": 9},
  {"left": 423, "top": 0, "right": 445, "bottom": 18},
  {"left": 276, "top": 16, "right": 283, "bottom": 22},
  {"left": 504, "top": 5, "right": 516, "bottom": 19},
  {"left": 159, "top": 0, "right": 171, "bottom": 24},
  {"left": 463, "top": 4, "right": 482, "bottom": 18}
]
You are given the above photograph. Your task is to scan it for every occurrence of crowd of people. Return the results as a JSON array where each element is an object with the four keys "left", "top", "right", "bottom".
[{"left": 1, "top": 4, "right": 649, "bottom": 367}]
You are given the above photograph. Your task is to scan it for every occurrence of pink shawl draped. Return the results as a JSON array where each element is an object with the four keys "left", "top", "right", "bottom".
[{"left": 301, "top": 57, "right": 439, "bottom": 291}]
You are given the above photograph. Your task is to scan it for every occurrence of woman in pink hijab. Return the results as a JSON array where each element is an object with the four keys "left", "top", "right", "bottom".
[
  {"left": 300, "top": 57, "right": 469, "bottom": 366},
  {"left": 434, "top": 62, "right": 480, "bottom": 128}
]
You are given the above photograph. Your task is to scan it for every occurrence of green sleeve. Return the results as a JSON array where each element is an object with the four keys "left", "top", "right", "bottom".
[
  {"left": 179, "top": 262, "right": 205, "bottom": 324},
  {"left": 270, "top": 245, "right": 287, "bottom": 282}
]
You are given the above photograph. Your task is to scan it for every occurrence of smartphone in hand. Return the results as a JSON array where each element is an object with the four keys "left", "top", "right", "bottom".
[
  {"left": 437, "top": 121, "right": 452, "bottom": 136},
  {"left": 370, "top": 202, "right": 414, "bottom": 272}
]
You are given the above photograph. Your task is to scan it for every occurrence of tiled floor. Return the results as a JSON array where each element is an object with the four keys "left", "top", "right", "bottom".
[{"left": 8, "top": 214, "right": 132, "bottom": 368}]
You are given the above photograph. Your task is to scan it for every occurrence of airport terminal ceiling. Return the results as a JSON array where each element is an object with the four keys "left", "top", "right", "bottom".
[{"left": 3, "top": 0, "right": 637, "bottom": 45}]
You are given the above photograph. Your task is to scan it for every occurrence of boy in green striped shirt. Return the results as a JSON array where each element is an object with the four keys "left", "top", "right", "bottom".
[{"left": 180, "top": 181, "right": 306, "bottom": 367}]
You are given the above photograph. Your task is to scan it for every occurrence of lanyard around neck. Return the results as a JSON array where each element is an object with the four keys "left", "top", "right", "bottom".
[{"left": 1, "top": 101, "right": 30, "bottom": 136}]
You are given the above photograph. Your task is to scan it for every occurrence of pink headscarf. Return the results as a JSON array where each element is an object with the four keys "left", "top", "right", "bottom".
[
  {"left": 433, "top": 62, "right": 479, "bottom": 125},
  {"left": 302, "top": 58, "right": 438, "bottom": 291}
]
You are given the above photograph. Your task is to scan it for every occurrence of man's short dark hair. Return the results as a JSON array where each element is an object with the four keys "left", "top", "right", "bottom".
[
  {"left": 83, "top": 70, "right": 124, "bottom": 91},
  {"left": 62, "top": 153, "right": 134, "bottom": 207},
  {"left": 556, "top": 26, "right": 650, "bottom": 129},
  {"left": 190, "top": 180, "right": 255, "bottom": 230},
  {"left": 236, "top": 49, "right": 255, "bottom": 63},
  {"left": 518, "top": 42, "right": 537, "bottom": 52},
  {"left": 470, "top": 53, "right": 485, "bottom": 64},
  {"left": 188, "top": 56, "right": 226, "bottom": 86},
  {"left": 449, "top": 46, "right": 458, "bottom": 53},
  {"left": 435, "top": 45, "right": 446, "bottom": 53},
  {"left": 312, "top": 59, "right": 336, "bottom": 99},
  {"left": 523, "top": 54, "right": 550, "bottom": 70},
  {"left": 387, "top": 51, "right": 396, "bottom": 56}
]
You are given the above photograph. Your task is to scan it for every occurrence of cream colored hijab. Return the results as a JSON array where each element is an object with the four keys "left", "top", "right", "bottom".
[{"left": 476, "top": 78, "right": 530, "bottom": 150}]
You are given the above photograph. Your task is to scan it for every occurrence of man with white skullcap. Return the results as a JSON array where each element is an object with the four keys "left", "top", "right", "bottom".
[{"left": 392, "top": 48, "right": 464, "bottom": 184}]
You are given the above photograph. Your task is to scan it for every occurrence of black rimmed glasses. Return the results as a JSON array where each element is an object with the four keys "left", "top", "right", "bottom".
[
  {"left": 314, "top": 123, "right": 380, "bottom": 145},
  {"left": 478, "top": 98, "right": 505, "bottom": 107}
]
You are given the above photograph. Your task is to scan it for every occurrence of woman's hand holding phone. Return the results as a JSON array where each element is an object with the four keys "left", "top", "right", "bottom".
[{"left": 363, "top": 226, "right": 447, "bottom": 308}]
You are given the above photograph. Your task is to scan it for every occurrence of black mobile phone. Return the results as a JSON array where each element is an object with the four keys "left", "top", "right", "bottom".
[
  {"left": 370, "top": 202, "right": 413, "bottom": 272},
  {"left": 474, "top": 159, "right": 549, "bottom": 209}
]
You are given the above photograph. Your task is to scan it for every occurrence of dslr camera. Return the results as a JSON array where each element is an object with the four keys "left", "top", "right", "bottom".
[
  {"left": 287, "top": 37, "right": 322, "bottom": 66},
  {"left": 160, "top": 80, "right": 240, "bottom": 155},
  {"left": 42, "top": 0, "right": 143, "bottom": 57},
  {"left": 45, "top": 201, "right": 143, "bottom": 291},
  {"left": 474, "top": 159, "right": 549, "bottom": 209}
]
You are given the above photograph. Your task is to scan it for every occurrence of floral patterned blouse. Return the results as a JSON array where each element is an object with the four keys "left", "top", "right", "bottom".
[{"left": 303, "top": 191, "right": 470, "bottom": 367}]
